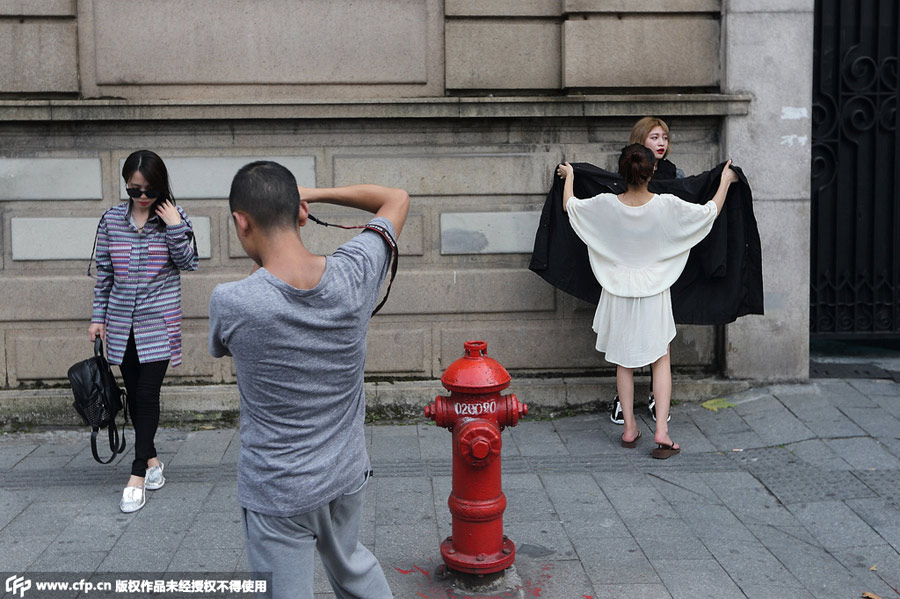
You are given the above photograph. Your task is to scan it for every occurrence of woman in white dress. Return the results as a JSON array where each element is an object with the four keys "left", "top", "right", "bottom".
[{"left": 557, "top": 144, "right": 737, "bottom": 458}]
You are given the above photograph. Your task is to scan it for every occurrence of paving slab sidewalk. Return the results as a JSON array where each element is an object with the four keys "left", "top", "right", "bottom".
[{"left": 1, "top": 379, "right": 899, "bottom": 599}]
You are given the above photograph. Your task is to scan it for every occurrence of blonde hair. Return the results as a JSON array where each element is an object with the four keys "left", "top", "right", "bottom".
[{"left": 629, "top": 117, "right": 671, "bottom": 159}]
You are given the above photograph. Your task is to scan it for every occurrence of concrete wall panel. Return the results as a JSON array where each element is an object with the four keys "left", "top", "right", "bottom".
[
  {"left": 446, "top": 20, "right": 560, "bottom": 90},
  {"left": 0, "top": 158, "right": 103, "bottom": 201},
  {"left": 563, "top": 16, "right": 719, "bottom": 89},
  {"left": 11, "top": 218, "right": 98, "bottom": 261},
  {"left": 118, "top": 156, "right": 316, "bottom": 200},
  {"left": 440, "top": 211, "right": 541, "bottom": 254},
  {"left": 0, "top": 19, "right": 78, "bottom": 92},
  {"left": 10, "top": 217, "right": 212, "bottom": 260}
]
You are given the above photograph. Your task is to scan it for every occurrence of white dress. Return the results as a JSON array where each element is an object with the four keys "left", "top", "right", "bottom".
[{"left": 566, "top": 193, "right": 717, "bottom": 368}]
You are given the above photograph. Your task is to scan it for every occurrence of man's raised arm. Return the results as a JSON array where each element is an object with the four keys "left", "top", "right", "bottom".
[{"left": 298, "top": 184, "right": 410, "bottom": 237}]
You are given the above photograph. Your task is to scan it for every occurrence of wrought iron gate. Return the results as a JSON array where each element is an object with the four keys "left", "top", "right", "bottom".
[{"left": 811, "top": 0, "right": 900, "bottom": 338}]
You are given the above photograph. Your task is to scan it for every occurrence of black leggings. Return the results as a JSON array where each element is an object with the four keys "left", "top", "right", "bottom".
[{"left": 119, "top": 331, "right": 169, "bottom": 478}]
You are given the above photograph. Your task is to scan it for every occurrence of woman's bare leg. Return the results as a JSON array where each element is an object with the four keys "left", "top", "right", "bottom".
[
  {"left": 617, "top": 365, "right": 639, "bottom": 442},
  {"left": 650, "top": 347, "right": 678, "bottom": 449}
]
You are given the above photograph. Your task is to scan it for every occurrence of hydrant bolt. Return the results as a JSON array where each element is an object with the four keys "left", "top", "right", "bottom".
[{"left": 472, "top": 438, "right": 490, "bottom": 460}]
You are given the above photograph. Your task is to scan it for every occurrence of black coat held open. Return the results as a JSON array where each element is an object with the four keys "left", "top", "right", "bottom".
[{"left": 528, "top": 162, "right": 764, "bottom": 325}]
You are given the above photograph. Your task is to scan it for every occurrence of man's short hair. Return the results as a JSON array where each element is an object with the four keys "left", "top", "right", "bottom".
[{"left": 229, "top": 161, "right": 301, "bottom": 230}]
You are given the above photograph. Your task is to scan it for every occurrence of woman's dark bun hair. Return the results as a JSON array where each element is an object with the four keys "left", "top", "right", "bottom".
[
  {"left": 618, "top": 143, "right": 656, "bottom": 186},
  {"left": 122, "top": 149, "right": 174, "bottom": 207}
]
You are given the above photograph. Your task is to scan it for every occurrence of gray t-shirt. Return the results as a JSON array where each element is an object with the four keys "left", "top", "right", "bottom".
[{"left": 208, "top": 217, "right": 394, "bottom": 517}]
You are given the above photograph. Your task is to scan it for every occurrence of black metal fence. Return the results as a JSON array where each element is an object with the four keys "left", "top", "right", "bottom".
[{"left": 811, "top": 0, "right": 899, "bottom": 338}]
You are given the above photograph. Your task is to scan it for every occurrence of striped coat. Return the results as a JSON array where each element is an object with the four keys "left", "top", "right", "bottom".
[{"left": 91, "top": 202, "right": 198, "bottom": 366}]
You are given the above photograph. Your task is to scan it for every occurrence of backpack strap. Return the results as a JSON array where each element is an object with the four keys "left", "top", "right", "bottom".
[{"left": 308, "top": 216, "right": 399, "bottom": 316}]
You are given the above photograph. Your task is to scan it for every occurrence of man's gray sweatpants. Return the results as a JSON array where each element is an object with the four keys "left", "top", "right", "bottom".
[{"left": 241, "top": 471, "right": 393, "bottom": 599}]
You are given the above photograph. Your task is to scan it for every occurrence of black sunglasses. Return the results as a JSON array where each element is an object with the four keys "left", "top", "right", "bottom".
[{"left": 125, "top": 187, "right": 162, "bottom": 199}]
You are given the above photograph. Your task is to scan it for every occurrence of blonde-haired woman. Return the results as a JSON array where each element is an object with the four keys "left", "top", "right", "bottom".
[{"left": 629, "top": 116, "right": 684, "bottom": 180}]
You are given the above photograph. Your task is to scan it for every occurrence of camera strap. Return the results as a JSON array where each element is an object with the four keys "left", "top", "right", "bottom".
[{"left": 308, "top": 215, "right": 399, "bottom": 316}]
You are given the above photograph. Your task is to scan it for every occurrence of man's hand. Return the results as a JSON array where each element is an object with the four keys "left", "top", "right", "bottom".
[{"left": 156, "top": 199, "right": 183, "bottom": 227}]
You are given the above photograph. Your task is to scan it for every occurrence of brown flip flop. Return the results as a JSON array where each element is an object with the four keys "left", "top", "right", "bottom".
[
  {"left": 651, "top": 441, "right": 680, "bottom": 459},
  {"left": 621, "top": 429, "right": 642, "bottom": 449}
]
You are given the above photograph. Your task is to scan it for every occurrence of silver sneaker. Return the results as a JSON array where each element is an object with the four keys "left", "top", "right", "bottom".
[
  {"left": 610, "top": 395, "right": 624, "bottom": 425},
  {"left": 145, "top": 461, "right": 165, "bottom": 490},
  {"left": 648, "top": 394, "right": 671, "bottom": 423},
  {"left": 120, "top": 486, "right": 146, "bottom": 513}
]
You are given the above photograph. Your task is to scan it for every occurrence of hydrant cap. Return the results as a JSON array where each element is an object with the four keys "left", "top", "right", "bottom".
[{"left": 441, "top": 341, "right": 511, "bottom": 393}]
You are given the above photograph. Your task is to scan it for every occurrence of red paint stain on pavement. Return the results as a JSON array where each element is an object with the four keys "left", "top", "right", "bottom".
[
  {"left": 394, "top": 566, "right": 416, "bottom": 575},
  {"left": 414, "top": 565, "right": 430, "bottom": 577}
]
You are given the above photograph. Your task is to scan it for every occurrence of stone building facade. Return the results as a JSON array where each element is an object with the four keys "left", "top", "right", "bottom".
[{"left": 0, "top": 0, "right": 812, "bottom": 389}]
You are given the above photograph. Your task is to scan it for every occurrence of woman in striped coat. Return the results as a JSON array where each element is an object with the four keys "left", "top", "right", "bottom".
[{"left": 88, "top": 150, "right": 198, "bottom": 513}]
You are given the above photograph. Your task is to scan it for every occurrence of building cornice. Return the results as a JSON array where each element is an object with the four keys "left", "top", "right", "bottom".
[{"left": 0, "top": 94, "right": 751, "bottom": 122}]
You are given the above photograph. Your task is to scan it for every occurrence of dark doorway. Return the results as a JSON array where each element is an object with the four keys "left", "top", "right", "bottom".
[{"left": 811, "top": 0, "right": 899, "bottom": 338}]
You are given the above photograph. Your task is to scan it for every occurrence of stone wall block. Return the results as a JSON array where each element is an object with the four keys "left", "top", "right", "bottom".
[
  {"left": 227, "top": 212, "right": 424, "bottom": 259},
  {"left": 90, "top": 0, "right": 437, "bottom": 93},
  {"left": 725, "top": 201, "right": 809, "bottom": 380},
  {"left": 173, "top": 328, "right": 222, "bottom": 380},
  {"left": 0, "top": 330, "right": 6, "bottom": 387},
  {"left": 729, "top": 0, "right": 813, "bottom": 12},
  {"left": 333, "top": 153, "right": 558, "bottom": 196},
  {"left": 722, "top": 5, "right": 812, "bottom": 381},
  {"left": 0, "top": 19, "right": 78, "bottom": 92},
  {"left": 0, "top": 1, "right": 75, "bottom": 16},
  {"left": 364, "top": 326, "right": 431, "bottom": 375},
  {"left": 438, "top": 321, "right": 714, "bottom": 372},
  {"left": 379, "top": 270, "right": 555, "bottom": 316},
  {"left": 724, "top": 12, "right": 812, "bottom": 201},
  {"left": 563, "top": 16, "right": 720, "bottom": 89},
  {"left": 7, "top": 326, "right": 220, "bottom": 384},
  {"left": 563, "top": 0, "right": 719, "bottom": 12},
  {"left": 445, "top": 0, "right": 561, "bottom": 17},
  {"left": 446, "top": 20, "right": 560, "bottom": 90}
]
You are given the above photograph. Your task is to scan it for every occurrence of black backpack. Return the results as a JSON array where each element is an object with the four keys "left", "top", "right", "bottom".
[{"left": 68, "top": 338, "right": 128, "bottom": 464}]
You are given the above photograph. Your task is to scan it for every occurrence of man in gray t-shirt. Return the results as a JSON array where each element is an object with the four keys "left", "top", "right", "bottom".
[{"left": 209, "top": 161, "right": 409, "bottom": 599}]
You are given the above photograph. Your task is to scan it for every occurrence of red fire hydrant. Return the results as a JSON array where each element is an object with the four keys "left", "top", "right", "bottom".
[{"left": 425, "top": 340, "right": 528, "bottom": 575}]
